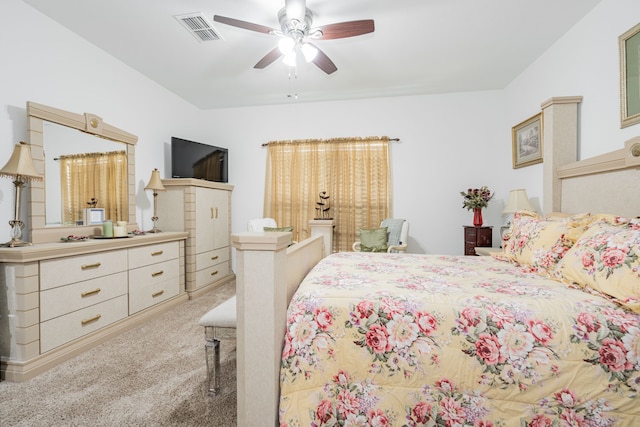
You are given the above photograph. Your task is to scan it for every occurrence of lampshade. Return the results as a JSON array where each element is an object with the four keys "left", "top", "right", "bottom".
[
  {"left": 503, "top": 189, "right": 534, "bottom": 214},
  {"left": 278, "top": 37, "right": 295, "bottom": 55},
  {"left": 282, "top": 51, "right": 297, "bottom": 67},
  {"left": 0, "top": 141, "right": 42, "bottom": 181},
  {"left": 300, "top": 43, "right": 318, "bottom": 62},
  {"left": 144, "top": 168, "right": 165, "bottom": 191}
]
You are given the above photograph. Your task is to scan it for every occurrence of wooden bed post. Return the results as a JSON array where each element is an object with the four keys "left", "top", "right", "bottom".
[
  {"left": 231, "top": 232, "right": 291, "bottom": 427},
  {"left": 540, "top": 96, "right": 582, "bottom": 214}
]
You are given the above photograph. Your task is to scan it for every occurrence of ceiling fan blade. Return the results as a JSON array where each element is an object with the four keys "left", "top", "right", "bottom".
[
  {"left": 315, "top": 20, "right": 375, "bottom": 40},
  {"left": 213, "top": 15, "right": 277, "bottom": 35},
  {"left": 254, "top": 47, "right": 284, "bottom": 69},
  {"left": 310, "top": 44, "right": 337, "bottom": 74}
]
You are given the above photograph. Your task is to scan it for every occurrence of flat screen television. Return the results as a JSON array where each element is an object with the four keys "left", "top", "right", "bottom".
[{"left": 171, "top": 137, "right": 228, "bottom": 183}]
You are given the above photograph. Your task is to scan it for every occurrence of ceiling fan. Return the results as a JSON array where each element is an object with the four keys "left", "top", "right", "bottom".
[{"left": 213, "top": 0, "right": 374, "bottom": 74}]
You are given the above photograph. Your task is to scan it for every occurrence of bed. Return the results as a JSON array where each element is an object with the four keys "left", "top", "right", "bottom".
[
  {"left": 279, "top": 238, "right": 640, "bottom": 425},
  {"left": 231, "top": 97, "right": 640, "bottom": 426}
]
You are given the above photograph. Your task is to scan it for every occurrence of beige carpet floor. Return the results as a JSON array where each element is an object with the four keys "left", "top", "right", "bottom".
[{"left": 0, "top": 281, "right": 237, "bottom": 427}]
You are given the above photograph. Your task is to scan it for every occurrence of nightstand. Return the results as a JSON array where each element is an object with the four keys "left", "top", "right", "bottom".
[{"left": 463, "top": 226, "right": 492, "bottom": 255}]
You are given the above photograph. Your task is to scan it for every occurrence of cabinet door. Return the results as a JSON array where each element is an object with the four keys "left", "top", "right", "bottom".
[
  {"left": 195, "top": 187, "right": 216, "bottom": 254},
  {"left": 195, "top": 187, "right": 229, "bottom": 253},
  {"left": 211, "top": 189, "right": 229, "bottom": 250}
]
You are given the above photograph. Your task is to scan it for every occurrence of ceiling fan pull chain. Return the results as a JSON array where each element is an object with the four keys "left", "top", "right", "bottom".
[{"left": 287, "top": 66, "right": 298, "bottom": 100}]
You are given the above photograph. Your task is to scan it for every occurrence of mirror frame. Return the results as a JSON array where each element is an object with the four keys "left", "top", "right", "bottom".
[{"left": 26, "top": 101, "right": 138, "bottom": 244}]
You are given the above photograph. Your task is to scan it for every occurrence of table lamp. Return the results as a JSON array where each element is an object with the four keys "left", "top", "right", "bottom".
[
  {"left": 144, "top": 168, "right": 166, "bottom": 233},
  {"left": 503, "top": 189, "right": 534, "bottom": 217},
  {"left": 0, "top": 141, "right": 42, "bottom": 247},
  {"left": 501, "top": 188, "right": 534, "bottom": 238}
]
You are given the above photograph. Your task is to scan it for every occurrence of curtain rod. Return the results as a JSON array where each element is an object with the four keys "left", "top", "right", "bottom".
[{"left": 261, "top": 137, "right": 400, "bottom": 147}]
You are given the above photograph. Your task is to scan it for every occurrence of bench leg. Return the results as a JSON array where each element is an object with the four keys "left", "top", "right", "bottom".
[{"left": 204, "top": 328, "right": 221, "bottom": 395}]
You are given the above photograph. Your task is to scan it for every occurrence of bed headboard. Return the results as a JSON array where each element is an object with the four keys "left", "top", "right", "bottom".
[{"left": 542, "top": 97, "right": 640, "bottom": 217}]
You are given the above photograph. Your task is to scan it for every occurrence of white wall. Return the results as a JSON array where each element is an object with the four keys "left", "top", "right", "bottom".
[
  {"left": 504, "top": 0, "right": 640, "bottom": 193},
  {"left": 204, "top": 92, "right": 510, "bottom": 255},
  {"left": 0, "top": 0, "right": 209, "bottom": 239},
  {"left": 0, "top": 0, "right": 636, "bottom": 256}
]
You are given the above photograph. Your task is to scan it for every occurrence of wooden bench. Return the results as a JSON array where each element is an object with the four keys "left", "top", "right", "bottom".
[{"left": 198, "top": 295, "right": 236, "bottom": 395}]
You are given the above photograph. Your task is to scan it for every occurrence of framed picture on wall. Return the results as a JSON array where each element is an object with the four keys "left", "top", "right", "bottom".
[
  {"left": 620, "top": 22, "right": 640, "bottom": 128},
  {"left": 512, "top": 112, "right": 543, "bottom": 169}
]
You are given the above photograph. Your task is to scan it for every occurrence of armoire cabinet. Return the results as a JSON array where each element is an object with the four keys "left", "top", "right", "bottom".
[{"left": 156, "top": 179, "right": 235, "bottom": 297}]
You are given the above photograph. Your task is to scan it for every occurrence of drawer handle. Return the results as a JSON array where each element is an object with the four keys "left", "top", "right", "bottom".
[
  {"left": 81, "top": 314, "right": 101, "bottom": 325},
  {"left": 211, "top": 255, "right": 219, "bottom": 261},
  {"left": 151, "top": 270, "right": 164, "bottom": 277},
  {"left": 81, "top": 288, "right": 101, "bottom": 297},
  {"left": 81, "top": 262, "right": 101, "bottom": 270},
  {"left": 211, "top": 270, "right": 219, "bottom": 276},
  {"left": 151, "top": 250, "right": 163, "bottom": 256},
  {"left": 152, "top": 290, "right": 165, "bottom": 298}
]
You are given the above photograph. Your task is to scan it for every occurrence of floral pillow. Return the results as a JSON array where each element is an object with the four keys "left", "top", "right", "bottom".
[
  {"left": 553, "top": 218, "right": 640, "bottom": 313},
  {"left": 500, "top": 212, "right": 590, "bottom": 273}
]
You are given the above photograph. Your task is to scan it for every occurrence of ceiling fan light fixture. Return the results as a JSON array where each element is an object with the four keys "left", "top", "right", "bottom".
[
  {"left": 300, "top": 43, "right": 318, "bottom": 62},
  {"left": 283, "top": 51, "right": 297, "bottom": 67},
  {"left": 278, "top": 37, "right": 296, "bottom": 55}
]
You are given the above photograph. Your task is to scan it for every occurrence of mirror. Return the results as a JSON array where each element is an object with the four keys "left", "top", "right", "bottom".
[
  {"left": 43, "top": 120, "right": 127, "bottom": 226},
  {"left": 26, "top": 101, "right": 138, "bottom": 244}
]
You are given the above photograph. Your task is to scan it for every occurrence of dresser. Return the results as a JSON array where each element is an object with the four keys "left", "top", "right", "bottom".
[
  {"left": 463, "top": 226, "right": 493, "bottom": 255},
  {"left": 156, "top": 179, "right": 235, "bottom": 297},
  {"left": 0, "top": 232, "right": 187, "bottom": 382}
]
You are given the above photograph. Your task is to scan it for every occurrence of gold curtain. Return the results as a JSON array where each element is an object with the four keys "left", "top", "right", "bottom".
[
  {"left": 264, "top": 137, "right": 391, "bottom": 252},
  {"left": 60, "top": 151, "right": 127, "bottom": 225}
]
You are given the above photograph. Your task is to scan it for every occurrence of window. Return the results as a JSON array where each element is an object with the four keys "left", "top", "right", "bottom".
[{"left": 265, "top": 137, "right": 391, "bottom": 252}]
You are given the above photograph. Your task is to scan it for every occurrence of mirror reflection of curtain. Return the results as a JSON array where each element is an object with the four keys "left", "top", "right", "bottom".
[
  {"left": 59, "top": 151, "right": 127, "bottom": 225},
  {"left": 264, "top": 137, "right": 391, "bottom": 252},
  {"left": 193, "top": 150, "right": 224, "bottom": 181}
]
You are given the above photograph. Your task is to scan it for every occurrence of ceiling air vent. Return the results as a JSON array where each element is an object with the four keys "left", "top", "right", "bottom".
[{"left": 175, "top": 13, "right": 222, "bottom": 42}]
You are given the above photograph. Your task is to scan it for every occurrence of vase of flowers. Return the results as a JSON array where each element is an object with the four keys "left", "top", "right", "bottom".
[{"left": 460, "top": 186, "right": 494, "bottom": 227}]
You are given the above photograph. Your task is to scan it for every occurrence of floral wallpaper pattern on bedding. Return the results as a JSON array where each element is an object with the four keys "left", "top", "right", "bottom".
[{"left": 278, "top": 252, "right": 640, "bottom": 426}]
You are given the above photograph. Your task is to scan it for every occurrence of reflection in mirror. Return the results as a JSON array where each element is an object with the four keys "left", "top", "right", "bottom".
[
  {"left": 27, "top": 101, "right": 138, "bottom": 244},
  {"left": 44, "top": 121, "right": 128, "bottom": 226}
]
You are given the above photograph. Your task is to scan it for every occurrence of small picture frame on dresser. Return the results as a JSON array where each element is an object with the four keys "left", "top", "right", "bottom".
[
  {"left": 512, "top": 113, "right": 543, "bottom": 169},
  {"left": 84, "top": 208, "right": 105, "bottom": 225}
]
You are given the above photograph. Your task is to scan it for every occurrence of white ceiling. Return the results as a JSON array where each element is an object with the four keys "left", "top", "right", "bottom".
[{"left": 23, "top": 0, "right": 601, "bottom": 110}]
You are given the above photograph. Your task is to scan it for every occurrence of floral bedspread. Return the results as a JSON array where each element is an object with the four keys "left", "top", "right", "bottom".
[{"left": 279, "top": 252, "right": 640, "bottom": 426}]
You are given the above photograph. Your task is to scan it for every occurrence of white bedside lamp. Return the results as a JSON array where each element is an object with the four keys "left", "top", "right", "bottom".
[
  {"left": 503, "top": 189, "right": 534, "bottom": 217},
  {"left": 144, "top": 168, "right": 166, "bottom": 233},
  {"left": 0, "top": 141, "right": 42, "bottom": 247},
  {"left": 502, "top": 189, "right": 534, "bottom": 236}
]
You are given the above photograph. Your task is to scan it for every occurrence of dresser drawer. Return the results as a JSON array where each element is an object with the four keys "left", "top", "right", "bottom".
[
  {"left": 40, "top": 250, "right": 128, "bottom": 290},
  {"left": 40, "top": 295, "right": 128, "bottom": 353},
  {"left": 128, "top": 258, "right": 180, "bottom": 314},
  {"left": 195, "top": 260, "right": 229, "bottom": 288},
  {"left": 40, "top": 271, "right": 128, "bottom": 321},
  {"left": 195, "top": 247, "right": 229, "bottom": 270},
  {"left": 128, "top": 241, "right": 179, "bottom": 270},
  {"left": 128, "top": 258, "right": 179, "bottom": 285}
]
